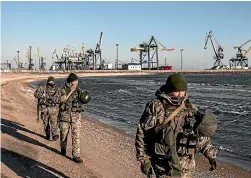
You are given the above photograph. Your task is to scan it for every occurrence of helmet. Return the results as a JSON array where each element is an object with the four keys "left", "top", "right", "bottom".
[
  {"left": 79, "top": 91, "right": 91, "bottom": 104},
  {"left": 197, "top": 110, "right": 217, "bottom": 137}
]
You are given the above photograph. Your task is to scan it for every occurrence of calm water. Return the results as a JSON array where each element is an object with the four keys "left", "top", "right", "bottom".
[{"left": 32, "top": 72, "right": 251, "bottom": 170}]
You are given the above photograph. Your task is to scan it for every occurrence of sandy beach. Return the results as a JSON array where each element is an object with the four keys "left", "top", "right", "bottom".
[{"left": 1, "top": 72, "right": 251, "bottom": 178}]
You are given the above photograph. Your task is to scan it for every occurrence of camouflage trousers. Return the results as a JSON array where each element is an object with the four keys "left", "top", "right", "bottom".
[
  {"left": 59, "top": 111, "right": 82, "bottom": 158},
  {"left": 178, "top": 136, "right": 217, "bottom": 178},
  {"left": 41, "top": 106, "right": 59, "bottom": 138},
  {"left": 197, "top": 136, "right": 217, "bottom": 160},
  {"left": 153, "top": 155, "right": 195, "bottom": 178}
]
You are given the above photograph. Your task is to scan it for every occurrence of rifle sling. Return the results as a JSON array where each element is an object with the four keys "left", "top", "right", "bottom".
[
  {"left": 62, "top": 87, "right": 77, "bottom": 104},
  {"left": 157, "top": 102, "right": 185, "bottom": 130}
]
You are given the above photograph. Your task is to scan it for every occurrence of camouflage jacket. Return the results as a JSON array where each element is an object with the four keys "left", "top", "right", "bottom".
[
  {"left": 34, "top": 85, "right": 61, "bottom": 106},
  {"left": 59, "top": 83, "right": 84, "bottom": 113},
  {"left": 135, "top": 88, "right": 207, "bottom": 165}
]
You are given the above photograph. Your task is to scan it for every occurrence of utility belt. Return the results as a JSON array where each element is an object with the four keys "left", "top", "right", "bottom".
[
  {"left": 60, "top": 105, "right": 82, "bottom": 112},
  {"left": 45, "top": 103, "right": 58, "bottom": 107},
  {"left": 60, "top": 100, "right": 82, "bottom": 113},
  {"left": 39, "top": 103, "right": 58, "bottom": 107},
  {"left": 39, "top": 98, "right": 59, "bottom": 107}
]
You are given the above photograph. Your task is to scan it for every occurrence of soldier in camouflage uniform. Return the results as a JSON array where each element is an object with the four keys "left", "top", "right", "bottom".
[
  {"left": 34, "top": 76, "right": 61, "bottom": 141},
  {"left": 135, "top": 73, "right": 217, "bottom": 178},
  {"left": 58, "top": 73, "right": 91, "bottom": 163}
]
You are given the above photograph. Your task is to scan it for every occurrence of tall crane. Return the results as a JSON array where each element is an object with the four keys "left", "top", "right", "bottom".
[
  {"left": 26, "top": 46, "right": 34, "bottom": 70},
  {"left": 94, "top": 32, "right": 103, "bottom": 70},
  {"left": 229, "top": 39, "right": 250, "bottom": 69},
  {"left": 131, "top": 36, "right": 174, "bottom": 70},
  {"left": 37, "top": 47, "right": 46, "bottom": 70},
  {"left": 204, "top": 30, "right": 226, "bottom": 70},
  {"left": 81, "top": 43, "right": 85, "bottom": 57}
]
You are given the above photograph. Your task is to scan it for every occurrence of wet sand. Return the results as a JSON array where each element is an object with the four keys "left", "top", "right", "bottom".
[{"left": 1, "top": 73, "right": 251, "bottom": 178}]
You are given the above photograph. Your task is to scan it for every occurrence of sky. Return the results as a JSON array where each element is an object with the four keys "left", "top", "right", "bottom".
[{"left": 1, "top": 1, "right": 251, "bottom": 70}]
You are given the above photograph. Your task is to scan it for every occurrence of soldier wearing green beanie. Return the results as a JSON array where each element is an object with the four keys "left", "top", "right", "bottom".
[
  {"left": 58, "top": 73, "right": 91, "bottom": 163},
  {"left": 135, "top": 73, "right": 217, "bottom": 178}
]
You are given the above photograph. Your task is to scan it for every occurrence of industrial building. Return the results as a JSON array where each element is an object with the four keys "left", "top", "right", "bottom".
[
  {"left": 103, "top": 63, "right": 113, "bottom": 70},
  {"left": 122, "top": 63, "right": 141, "bottom": 70}
]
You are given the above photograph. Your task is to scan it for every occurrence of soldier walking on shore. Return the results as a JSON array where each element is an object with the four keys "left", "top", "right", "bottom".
[
  {"left": 135, "top": 73, "right": 217, "bottom": 178},
  {"left": 58, "top": 73, "right": 91, "bottom": 163},
  {"left": 34, "top": 76, "right": 61, "bottom": 141}
]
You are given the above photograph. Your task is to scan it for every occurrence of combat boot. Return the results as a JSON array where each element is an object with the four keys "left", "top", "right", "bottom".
[
  {"left": 73, "top": 157, "right": 83, "bottom": 163},
  {"left": 61, "top": 148, "right": 66, "bottom": 156},
  {"left": 52, "top": 135, "right": 59, "bottom": 141},
  {"left": 45, "top": 133, "right": 50, "bottom": 140}
]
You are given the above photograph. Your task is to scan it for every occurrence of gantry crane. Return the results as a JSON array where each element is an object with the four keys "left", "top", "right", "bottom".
[
  {"left": 131, "top": 36, "right": 174, "bottom": 70},
  {"left": 11, "top": 50, "right": 25, "bottom": 69},
  {"left": 81, "top": 43, "right": 94, "bottom": 69},
  {"left": 53, "top": 44, "right": 88, "bottom": 70},
  {"left": 204, "top": 30, "right": 227, "bottom": 70},
  {"left": 50, "top": 32, "right": 103, "bottom": 71},
  {"left": 229, "top": 39, "right": 250, "bottom": 69},
  {"left": 52, "top": 49, "right": 59, "bottom": 60}
]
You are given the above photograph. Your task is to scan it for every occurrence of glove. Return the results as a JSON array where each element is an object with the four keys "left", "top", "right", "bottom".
[
  {"left": 209, "top": 158, "right": 217, "bottom": 171},
  {"left": 141, "top": 161, "right": 151, "bottom": 176}
]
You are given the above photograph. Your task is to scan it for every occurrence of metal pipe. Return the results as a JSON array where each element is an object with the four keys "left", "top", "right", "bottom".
[
  {"left": 17, "top": 50, "right": 20, "bottom": 68},
  {"left": 116, "top": 44, "right": 119, "bottom": 70},
  {"left": 180, "top": 49, "right": 184, "bottom": 70}
]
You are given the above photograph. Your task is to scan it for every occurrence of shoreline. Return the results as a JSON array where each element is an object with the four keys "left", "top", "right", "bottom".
[{"left": 1, "top": 73, "right": 251, "bottom": 178}]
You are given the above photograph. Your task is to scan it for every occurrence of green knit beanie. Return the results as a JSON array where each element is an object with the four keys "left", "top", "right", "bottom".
[
  {"left": 67, "top": 73, "right": 78, "bottom": 83},
  {"left": 166, "top": 73, "right": 187, "bottom": 92}
]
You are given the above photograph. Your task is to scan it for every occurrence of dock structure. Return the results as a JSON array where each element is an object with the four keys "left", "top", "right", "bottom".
[{"left": 1, "top": 69, "right": 251, "bottom": 75}]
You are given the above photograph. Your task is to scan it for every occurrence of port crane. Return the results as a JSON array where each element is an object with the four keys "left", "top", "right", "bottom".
[
  {"left": 10, "top": 50, "right": 24, "bottom": 69},
  {"left": 131, "top": 36, "right": 174, "bottom": 70},
  {"left": 26, "top": 46, "right": 34, "bottom": 70},
  {"left": 37, "top": 47, "right": 46, "bottom": 70},
  {"left": 204, "top": 30, "right": 227, "bottom": 69},
  {"left": 229, "top": 39, "right": 250, "bottom": 69},
  {"left": 13, "top": 51, "right": 21, "bottom": 69},
  {"left": 94, "top": 32, "right": 103, "bottom": 70},
  {"left": 50, "top": 32, "right": 103, "bottom": 71}
]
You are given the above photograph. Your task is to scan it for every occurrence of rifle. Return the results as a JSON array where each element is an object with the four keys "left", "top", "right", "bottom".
[
  {"left": 36, "top": 86, "right": 47, "bottom": 123},
  {"left": 37, "top": 99, "right": 42, "bottom": 123},
  {"left": 147, "top": 166, "right": 156, "bottom": 178}
]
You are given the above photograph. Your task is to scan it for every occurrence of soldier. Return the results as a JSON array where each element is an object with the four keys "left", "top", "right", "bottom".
[
  {"left": 135, "top": 73, "right": 217, "bottom": 178},
  {"left": 34, "top": 76, "right": 61, "bottom": 141},
  {"left": 58, "top": 73, "right": 91, "bottom": 163}
]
